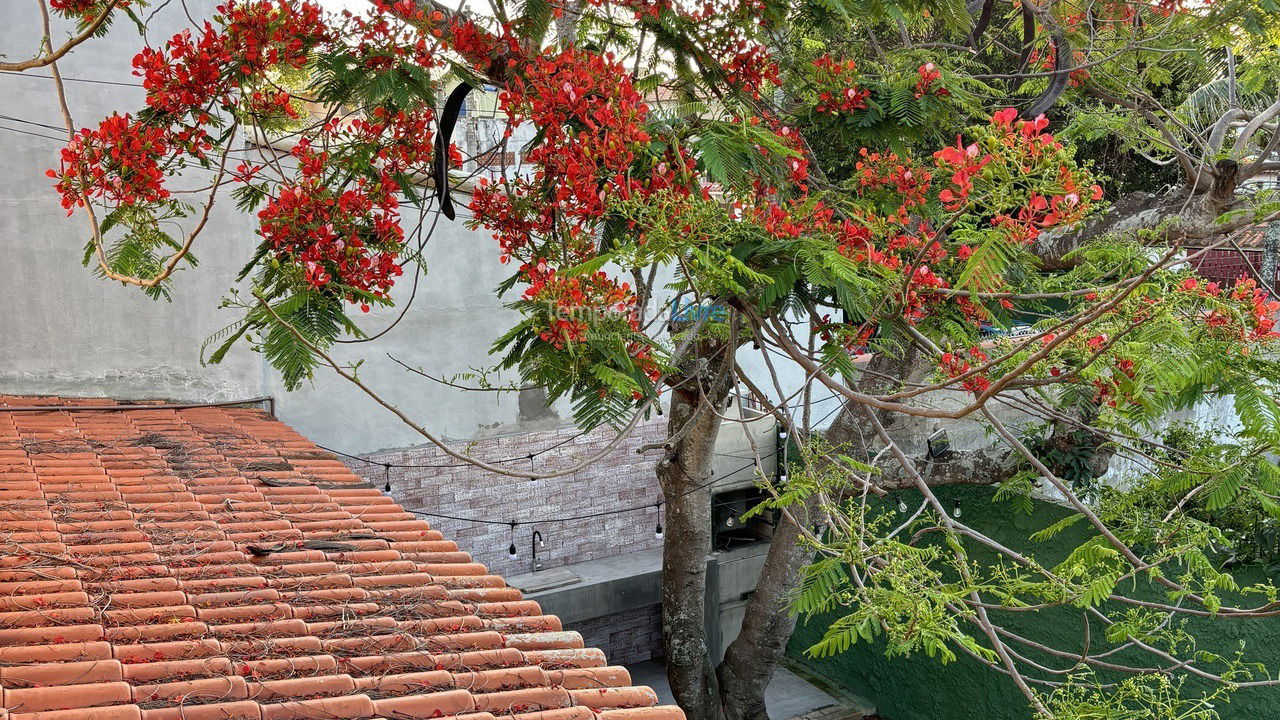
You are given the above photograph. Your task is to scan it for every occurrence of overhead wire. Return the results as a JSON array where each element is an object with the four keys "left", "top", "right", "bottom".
[{"left": 0, "top": 69, "right": 142, "bottom": 87}]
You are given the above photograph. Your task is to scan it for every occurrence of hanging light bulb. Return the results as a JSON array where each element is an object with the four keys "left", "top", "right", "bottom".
[
  {"left": 383, "top": 463, "right": 391, "bottom": 493},
  {"left": 654, "top": 503, "right": 664, "bottom": 540},
  {"left": 508, "top": 542, "right": 518, "bottom": 559},
  {"left": 951, "top": 499, "right": 962, "bottom": 519},
  {"left": 896, "top": 497, "right": 908, "bottom": 513},
  {"left": 726, "top": 516, "right": 736, "bottom": 527},
  {"left": 528, "top": 454, "right": 537, "bottom": 483}
]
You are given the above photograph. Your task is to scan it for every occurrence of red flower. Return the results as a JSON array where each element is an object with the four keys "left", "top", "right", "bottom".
[
  {"left": 50, "top": 114, "right": 173, "bottom": 215},
  {"left": 914, "top": 62, "right": 948, "bottom": 99}
]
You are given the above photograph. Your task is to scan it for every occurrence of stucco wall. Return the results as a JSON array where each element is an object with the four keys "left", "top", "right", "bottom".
[
  {"left": 0, "top": 3, "right": 263, "bottom": 403},
  {"left": 0, "top": 1, "right": 572, "bottom": 452}
]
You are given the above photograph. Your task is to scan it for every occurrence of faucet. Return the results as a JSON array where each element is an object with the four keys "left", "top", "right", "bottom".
[{"left": 531, "top": 530, "right": 544, "bottom": 572}]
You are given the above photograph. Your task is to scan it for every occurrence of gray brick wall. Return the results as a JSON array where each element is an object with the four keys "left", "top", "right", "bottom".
[
  {"left": 567, "top": 605, "right": 664, "bottom": 666},
  {"left": 346, "top": 419, "right": 668, "bottom": 577}
]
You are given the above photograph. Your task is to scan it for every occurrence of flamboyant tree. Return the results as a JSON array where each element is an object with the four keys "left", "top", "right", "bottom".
[{"left": 25, "top": 0, "right": 1280, "bottom": 718}]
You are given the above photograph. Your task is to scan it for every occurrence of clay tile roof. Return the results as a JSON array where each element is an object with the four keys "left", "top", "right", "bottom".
[
  {"left": 1186, "top": 227, "right": 1268, "bottom": 249},
  {"left": 0, "top": 397, "right": 685, "bottom": 720}
]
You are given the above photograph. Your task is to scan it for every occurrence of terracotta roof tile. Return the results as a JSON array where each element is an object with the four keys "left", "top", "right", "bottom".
[{"left": 0, "top": 398, "right": 682, "bottom": 720}]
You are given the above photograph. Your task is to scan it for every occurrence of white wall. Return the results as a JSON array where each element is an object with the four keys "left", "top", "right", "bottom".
[{"left": 0, "top": 1, "right": 556, "bottom": 452}]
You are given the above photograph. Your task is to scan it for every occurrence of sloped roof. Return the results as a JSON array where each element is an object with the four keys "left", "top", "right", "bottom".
[
  {"left": 1185, "top": 227, "right": 1267, "bottom": 249},
  {"left": 0, "top": 397, "right": 684, "bottom": 720}
]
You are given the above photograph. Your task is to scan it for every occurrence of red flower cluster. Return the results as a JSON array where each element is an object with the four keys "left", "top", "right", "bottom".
[
  {"left": 718, "top": 41, "right": 780, "bottom": 99},
  {"left": 851, "top": 148, "right": 932, "bottom": 222},
  {"left": 57, "top": 0, "right": 432, "bottom": 313},
  {"left": 133, "top": 2, "right": 329, "bottom": 121},
  {"left": 222, "top": 0, "right": 330, "bottom": 73},
  {"left": 939, "top": 347, "right": 991, "bottom": 394},
  {"left": 61, "top": 0, "right": 336, "bottom": 221},
  {"left": 754, "top": 199, "right": 833, "bottom": 240},
  {"left": 1181, "top": 276, "right": 1280, "bottom": 342},
  {"left": 937, "top": 110, "right": 1103, "bottom": 244},
  {"left": 913, "top": 63, "right": 948, "bottom": 99},
  {"left": 255, "top": 141, "right": 404, "bottom": 307},
  {"left": 133, "top": 25, "right": 232, "bottom": 118},
  {"left": 521, "top": 260, "right": 640, "bottom": 349},
  {"left": 1231, "top": 279, "right": 1280, "bottom": 341},
  {"left": 812, "top": 55, "right": 869, "bottom": 115},
  {"left": 474, "top": 47, "right": 655, "bottom": 256},
  {"left": 934, "top": 138, "right": 990, "bottom": 210},
  {"left": 347, "top": 107, "right": 438, "bottom": 177},
  {"left": 445, "top": 17, "right": 520, "bottom": 74},
  {"left": 49, "top": 114, "right": 171, "bottom": 215},
  {"left": 49, "top": 0, "right": 128, "bottom": 21},
  {"left": 469, "top": 47, "right": 669, "bottom": 380}
]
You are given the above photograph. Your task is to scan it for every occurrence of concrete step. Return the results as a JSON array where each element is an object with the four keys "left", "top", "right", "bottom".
[{"left": 785, "top": 703, "right": 866, "bottom": 720}]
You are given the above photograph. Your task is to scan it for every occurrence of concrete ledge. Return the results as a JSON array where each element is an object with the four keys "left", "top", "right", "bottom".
[{"left": 508, "top": 548, "right": 664, "bottom": 624}]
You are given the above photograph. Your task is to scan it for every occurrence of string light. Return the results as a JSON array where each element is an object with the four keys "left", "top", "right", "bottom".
[
  {"left": 383, "top": 463, "right": 391, "bottom": 493},
  {"left": 896, "top": 497, "right": 909, "bottom": 513},
  {"left": 654, "top": 503, "right": 663, "bottom": 540},
  {"left": 951, "top": 499, "right": 962, "bottom": 518},
  {"left": 507, "top": 521, "right": 518, "bottom": 559}
]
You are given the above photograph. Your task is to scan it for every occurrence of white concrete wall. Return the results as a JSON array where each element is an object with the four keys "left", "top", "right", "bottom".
[
  {"left": 0, "top": 1, "right": 564, "bottom": 453},
  {"left": 0, "top": 1, "right": 800, "bottom": 456},
  {"left": 0, "top": 2, "right": 263, "bottom": 403}
]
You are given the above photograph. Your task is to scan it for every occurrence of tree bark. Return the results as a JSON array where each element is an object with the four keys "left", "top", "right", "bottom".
[
  {"left": 657, "top": 348, "right": 734, "bottom": 720},
  {"left": 709, "top": 351, "right": 921, "bottom": 720},
  {"left": 715, "top": 500, "right": 815, "bottom": 720}
]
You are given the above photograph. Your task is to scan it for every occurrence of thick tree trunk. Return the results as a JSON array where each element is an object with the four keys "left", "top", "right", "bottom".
[
  {"left": 659, "top": 348, "right": 966, "bottom": 720},
  {"left": 715, "top": 502, "right": 815, "bottom": 720},
  {"left": 657, "top": 362, "right": 733, "bottom": 720}
]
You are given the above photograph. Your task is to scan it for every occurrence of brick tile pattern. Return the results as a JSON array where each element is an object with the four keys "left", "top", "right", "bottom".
[
  {"left": 351, "top": 421, "right": 669, "bottom": 578},
  {"left": 0, "top": 396, "right": 684, "bottom": 720},
  {"left": 567, "top": 607, "right": 663, "bottom": 667}
]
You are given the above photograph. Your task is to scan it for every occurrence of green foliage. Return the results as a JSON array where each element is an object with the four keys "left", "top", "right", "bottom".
[
  {"left": 204, "top": 288, "right": 364, "bottom": 391},
  {"left": 312, "top": 46, "right": 438, "bottom": 111},
  {"left": 490, "top": 299, "right": 670, "bottom": 430},
  {"left": 85, "top": 201, "right": 197, "bottom": 301},
  {"left": 1039, "top": 670, "right": 1245, "bottom": 720}
]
